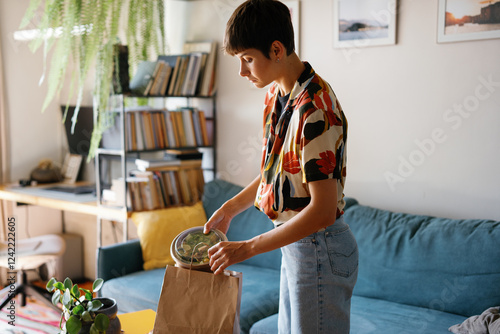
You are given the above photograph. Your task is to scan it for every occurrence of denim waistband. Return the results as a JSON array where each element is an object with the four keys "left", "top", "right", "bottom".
[{"left": 317, "top": 215, "right": 347, "bottom": 233}]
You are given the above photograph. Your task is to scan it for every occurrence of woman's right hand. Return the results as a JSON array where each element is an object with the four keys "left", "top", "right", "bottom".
[
  {"left": 204, "top": 175, "right": 261, "bottom": 235},
  {"left": 203, "top": 204, "right": 234, "bottom": 235}
]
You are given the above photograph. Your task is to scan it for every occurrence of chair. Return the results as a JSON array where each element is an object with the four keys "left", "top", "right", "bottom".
[{"left": 0, "top": 234, "right": 66, "bottom": 311}]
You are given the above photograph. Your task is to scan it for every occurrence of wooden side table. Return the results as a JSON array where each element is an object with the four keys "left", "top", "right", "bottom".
[{"left": 118, "top": 309, "right": 156, "bottom": 333}]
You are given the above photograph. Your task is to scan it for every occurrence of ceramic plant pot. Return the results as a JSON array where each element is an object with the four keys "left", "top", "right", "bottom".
[{"left": 79, "top": 297, "right": 121, "bottom": 334}]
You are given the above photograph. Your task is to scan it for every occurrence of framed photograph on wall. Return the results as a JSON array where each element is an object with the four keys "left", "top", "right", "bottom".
[
  {"left": 333, "top": 0, "right": 397, "bottom": 48},
  {"left": 437, "top": 0, "right": 500, "bottom": 43}
]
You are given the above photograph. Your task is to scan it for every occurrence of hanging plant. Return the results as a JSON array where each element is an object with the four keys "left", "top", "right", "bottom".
[{"left": 20, "top": 0, "right": 166, "bottom": 158}]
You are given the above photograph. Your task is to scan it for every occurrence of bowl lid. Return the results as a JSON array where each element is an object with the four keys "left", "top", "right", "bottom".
[{"left": 173, "top": 227, "right": 226, "bottom": 265}]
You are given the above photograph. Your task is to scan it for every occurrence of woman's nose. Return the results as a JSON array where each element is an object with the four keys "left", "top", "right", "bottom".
[{"left": 239, "top": 61, "right": 249, "bottom": 77}]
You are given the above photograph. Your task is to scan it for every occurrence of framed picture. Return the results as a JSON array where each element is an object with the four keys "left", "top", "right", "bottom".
[
  {"left": 437, "top": 0, "right": 500, "bottom": 43},
  {"left": 283, "top": 1, "right": 300, "bottom": 54},
  {"left": 333, "top": 0, "right": 397, "bottom": 48}
]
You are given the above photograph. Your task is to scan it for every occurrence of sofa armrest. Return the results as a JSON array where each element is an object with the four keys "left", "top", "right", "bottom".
[{"left": 97, "top": 239, "right": 143, "bottom": 282}]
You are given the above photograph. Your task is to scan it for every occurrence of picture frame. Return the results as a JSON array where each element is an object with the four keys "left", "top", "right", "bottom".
[
  {"left": 333, "top": 0, "right": 397, "bottom": 49},
  {"left": 437, "top": 0, "right": 500, "bottom": 43}
]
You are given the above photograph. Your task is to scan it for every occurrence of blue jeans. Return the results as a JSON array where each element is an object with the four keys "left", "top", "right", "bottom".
[{"left": 278, "top": 216, "right": 358, "bottom": 334}]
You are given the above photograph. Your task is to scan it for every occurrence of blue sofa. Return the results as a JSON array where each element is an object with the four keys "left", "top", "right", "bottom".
[{"left": 98, "top": 179, "right": 500, "bottom": 333}]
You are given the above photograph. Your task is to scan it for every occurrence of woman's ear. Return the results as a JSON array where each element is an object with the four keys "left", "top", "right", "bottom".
[{"left": 271, "top": 40, "right": 285, "bottom": 61}]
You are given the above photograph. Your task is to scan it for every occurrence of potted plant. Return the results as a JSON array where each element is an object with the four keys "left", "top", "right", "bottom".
[
  {"left": 46, "top": 277, "right": 120, "bottom": 334},
  {"left": 20, "top": 0, "right": 166, "bottom": 159}
]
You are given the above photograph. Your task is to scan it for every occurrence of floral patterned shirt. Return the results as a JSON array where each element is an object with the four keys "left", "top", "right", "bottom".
[{"left": 255, "top": 62, "right": 347, "bottom": 226}]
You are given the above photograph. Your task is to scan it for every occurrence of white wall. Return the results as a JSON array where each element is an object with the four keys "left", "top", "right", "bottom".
[
  {"left": 303, "top": 0, "right": 500, "bottom": 220},
  {"left": 165, "top": 0, "right": 267, "bottom": 186},
  {"left": 172, "top": 0, "right": 500, "bottom": 221},
  {"left": 0, "top": 0, "right": 64, "bottom": 181}
]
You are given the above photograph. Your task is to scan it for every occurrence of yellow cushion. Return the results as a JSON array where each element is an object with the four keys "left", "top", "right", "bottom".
[{"left": 131, "top": 202, "right": 207, "bottom": 270}]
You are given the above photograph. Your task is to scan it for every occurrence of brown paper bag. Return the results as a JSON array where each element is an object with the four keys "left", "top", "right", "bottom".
[{"left": 153, "top": 265, "right": 242, "bottom": 334}]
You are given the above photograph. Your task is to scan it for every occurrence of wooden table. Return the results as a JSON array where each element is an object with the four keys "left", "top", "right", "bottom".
[{"left": 118, "top": 309, "right": 156, "bottom": 333}]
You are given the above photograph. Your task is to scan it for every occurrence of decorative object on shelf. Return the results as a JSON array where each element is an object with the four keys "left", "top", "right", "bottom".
[
  {"left": 333, "top": 0, "right": 397, "bottom": 49},
  {"left": 20, "top": 0, "right": 166, "bottom": 159},
  {"left": 46, "top": 277, "right": 121, "bottom": 334},
  {"left": 437, "top": 0, "right": 500, "bottom": 43},
  {"left": 30, "top": 159, "right": 63, "bottom": 183}
]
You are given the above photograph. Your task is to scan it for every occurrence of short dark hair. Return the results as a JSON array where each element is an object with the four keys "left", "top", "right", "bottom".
[{"left": 223, "top": 0, "right": 295, "bottom": 58}]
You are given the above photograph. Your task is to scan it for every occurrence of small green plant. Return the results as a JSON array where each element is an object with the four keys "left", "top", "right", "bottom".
[{"left": 46, "top": 277, "right": 109, "bottom": 334}]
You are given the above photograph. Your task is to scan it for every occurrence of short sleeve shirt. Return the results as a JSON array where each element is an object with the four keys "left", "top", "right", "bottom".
[{"left": 254, "top": 62, "right": 348, "bottom": 226}]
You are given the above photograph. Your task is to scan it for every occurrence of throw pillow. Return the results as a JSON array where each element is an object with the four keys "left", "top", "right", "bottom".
[
  {"left": 131, "top": 202, "right": 207, "bottom": 270},
  {"left": 449, "top": 306, "right": 500, "bottom": 334}
]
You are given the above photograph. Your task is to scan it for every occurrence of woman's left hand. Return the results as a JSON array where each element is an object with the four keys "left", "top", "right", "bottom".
[{"left": 208, "top": 240, "right": 252, "bottom": 275}]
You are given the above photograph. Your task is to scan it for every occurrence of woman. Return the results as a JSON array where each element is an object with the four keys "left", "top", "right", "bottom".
[{"left": 204, "top": 1, "right": 358, "bottom": 333}]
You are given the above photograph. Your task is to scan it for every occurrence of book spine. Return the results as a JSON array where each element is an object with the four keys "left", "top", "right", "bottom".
[
  {"left": 164, "top": 110, "right": 176, "bottom": 148},
  {"left": 181, "top": 108, "right": 197, "bottom": 147},
  {"left": 191, "top": 109, "right": 203, "bottom": 146}
]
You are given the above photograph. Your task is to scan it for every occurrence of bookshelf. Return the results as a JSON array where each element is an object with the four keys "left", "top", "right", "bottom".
[
  {"left": 94, "top": 93, "right": 216, "bottom": 244},
  {"left": 94, "top": 42, "right": 218, "bottom": 244},
  {"left": 95, "top": 93, "right": 216, "bottom": 209}
]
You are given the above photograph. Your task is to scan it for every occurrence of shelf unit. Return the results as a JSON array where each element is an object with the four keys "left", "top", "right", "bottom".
[{"left": 94, "top": 93, "right": 216, "bottom": 246}]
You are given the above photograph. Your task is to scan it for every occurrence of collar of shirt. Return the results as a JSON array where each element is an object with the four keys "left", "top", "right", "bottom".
[{"left": 265, "top": 62, "right": 316, "bottom": 163}]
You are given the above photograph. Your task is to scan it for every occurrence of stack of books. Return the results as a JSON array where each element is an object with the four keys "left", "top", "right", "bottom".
[
  {"left": 122, "top": 107, "right": 211, "bottom": 151},
  {"left": 107, "top": 160, "right": 204, "bottom": 211},
  {"left": 129, "top": 41, "right": 217, "bottom": 97}
]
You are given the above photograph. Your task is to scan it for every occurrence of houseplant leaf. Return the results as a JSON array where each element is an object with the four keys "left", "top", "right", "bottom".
[
  {"left": 20, "top": 0, "right": 166, "bottom": 159},
  {"left": 71, "top": 283, "right": 80, "bottom": 299},
  {"left": 88, "top": 299, "right": 103, "bottom": 312},
  {"left": 62, "top": 288, "right": 72, "bottom": 308},
  {"left": 85, "top": 291, "right": 93, "bottom": 300},
  {"left": 71, "top": 304, "right": 85, "bottom": 316},
  {"left": 94, "top": 313, "right": 110, "bottom": 331},
  {"left": 46, "top": 277, "right": 57, "bottom": 292},
  {"left": 89, "top": 323, "right": 100, "bottom": 334},
  {"left": 64, "top": 277, "right": 73, "bottom": 290},
  {"left": 51, "top": 289, "right": 61, "bottom": 306},
  {"left": 92, "top": 278, "right": 104, "bottom": 292},
  {"left": 81, "top": 310, "right": 92, "bottom": 322},
  {"left": 65, "top": 315, "right": 82, "bottom": 334}
]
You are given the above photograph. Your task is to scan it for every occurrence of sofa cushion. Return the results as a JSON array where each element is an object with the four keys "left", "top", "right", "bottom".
[
  {"left": 131, "top": 201, "right": 207, "bottom": 270},
  {"left": 249, "top": 296, "right": 468, "bottom": 334},
  {"left": 344, "top": 203, "right": 500, "bottom": 317},
  {"left": 203, "top": 179, "right": 281, "bottom": 271},
  {"left": 228, "top": 263, "right": 280, "bottom": 334},
  {"left": 249, "top": 314, "right": 278, "bottom": 334},
  {"left": 102, "top": 267, "right": 165, "bottom": 313},
  {"left": 350, "top": 296, "right": 467, "bottom": 334}
]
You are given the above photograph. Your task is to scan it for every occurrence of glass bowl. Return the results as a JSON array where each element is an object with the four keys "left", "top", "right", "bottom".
[{"left": 170, "top": 227, "right": 227, "bottom": 271}]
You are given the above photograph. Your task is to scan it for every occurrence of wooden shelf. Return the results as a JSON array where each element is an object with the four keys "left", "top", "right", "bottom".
[{"left": 0, "top": 184, "right": 126, "bottom": 221}]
